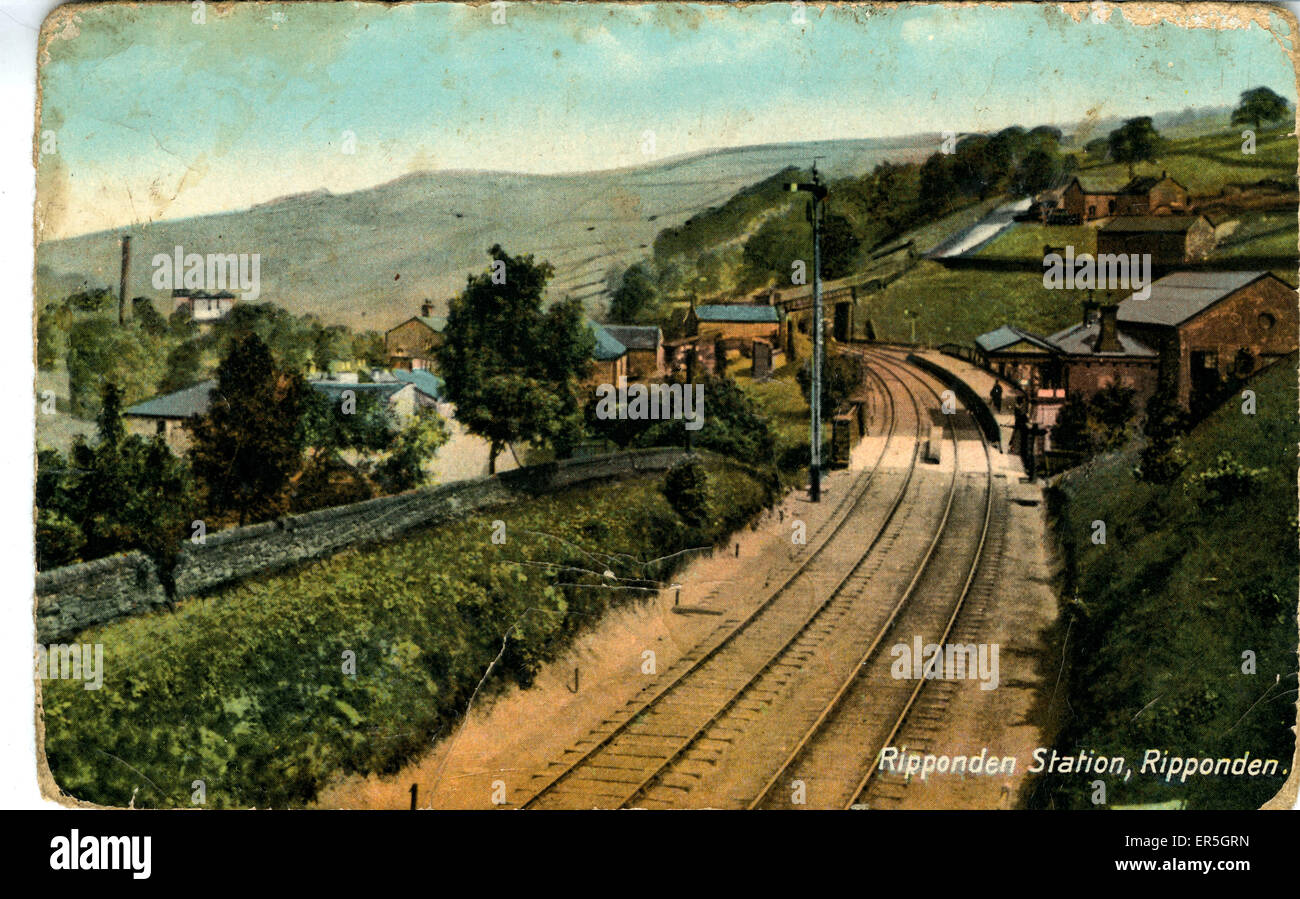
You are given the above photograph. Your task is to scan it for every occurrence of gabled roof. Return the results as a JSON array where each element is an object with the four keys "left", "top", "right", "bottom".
[
  {"left": 1070, "top": 175, "right": 1125, "bottom": 195},
  {"left": 124, "top": 380, "right": 217, "bottom": 419},
  {"left": 1099, "top": 215, "right": 1207, "bottom": 234},
  {"left": 975, "top": 325, "right": 1058, "bottom": 355},
  {"left": 392, "top": 368, "right": 445, "bottom": 400},
  {"left": 603, "top": 324, "right": 662, "bottom": 351},
  {"left": 1046, "top": 320, "right": 1157, "bottom": 357},
  {"left": 1117, "top": 271, "right": 1274, "bottom": 327},
  {"left": 387, "top": 315, "right": 446, "bottom": 335},
  {"left": 694, "top": 304, "right": 780, "bottom": 323},
  {"left": 588, "top": 321, "right": 627, "bottom": 361}
]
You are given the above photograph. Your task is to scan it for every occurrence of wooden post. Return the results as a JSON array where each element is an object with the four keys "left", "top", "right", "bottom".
[{"left": 409, "top": 783, "right": 418, "bottom": 810}]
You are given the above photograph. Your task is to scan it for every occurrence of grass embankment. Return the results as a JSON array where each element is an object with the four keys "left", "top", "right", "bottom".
[
  {"left": 1035, "top": 357, "right": 1298, "bottom": 809},
  {"left": 42, "top": 458, "right": 777, "bottom": 808},
  {"left": 857, "top": 260, "right": 1080, "bottom": 346},
  {"left": 1077, "top": 127, "right": 1297, "bottom": 196}
]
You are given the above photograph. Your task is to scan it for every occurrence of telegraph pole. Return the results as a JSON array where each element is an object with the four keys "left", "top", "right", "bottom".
[{"left": 788, "top": 162, "right": 828, "bottom": 502}]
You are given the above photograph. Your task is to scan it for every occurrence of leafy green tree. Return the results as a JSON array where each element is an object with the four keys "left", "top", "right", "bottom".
[
  {"left": 919, "top": 152, "right": 957, "bottom": 213},
  {"left": 636, "top": 375, "right": 776, "bottom": 465},
  {"left": 1231, "top": 86, "right": 1290, "bottom": 133},
  {"left": 1107, "top": 117, "right": 1162, "bottom": 178},
  {"left": 1012, "top": 148, "right": 1062, "bottom": 196},
  {"left": 66, "top": 287, "right": 115, "bottom": 314},
  {"left": 436, "top": 245, "right": 595, "bottom": 473},
  {"left": 159, "top": 340, "right": 203, "bottom": 393},
  {"left": 60, "top": 383, "right": 194, "bottom": 570},
  {"left": 796, "top": 350, "right": 862, "bottom": 419},
  {"left": 609, "top": 262, "right": 658, "bottom": 323},
  {"left": 132, "top": 297, "right": 167, "bottom": 337},
  {"left": 300, "top": 387, "right": 395, "bottom": 461},
  {"left": 375, "top": 407, "right": 450, "bottom": 492},
  {"left": 189, "top": 333, "right": 310, "bottom": 525},
  {"left": 66, "top": 318, "right": 159, "bottom": 417},
  {"left": 662, "top": 456, "right": 711, "bottom": 527}
]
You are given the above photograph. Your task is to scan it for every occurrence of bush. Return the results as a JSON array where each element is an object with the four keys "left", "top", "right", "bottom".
[
  {"left": 662, "top": 456, "right": 711, "bottom": 527},
  {"left": 1186, "top": 451, "right": 1268, "bottom": 508}
]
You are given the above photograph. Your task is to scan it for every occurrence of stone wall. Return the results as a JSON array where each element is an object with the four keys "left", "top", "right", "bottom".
[
  {"left": 35, "top": 448, "right": 691, "bottom": 643},
  {"left": 35, "top": 552, "right": 168, "bottom": 644}
]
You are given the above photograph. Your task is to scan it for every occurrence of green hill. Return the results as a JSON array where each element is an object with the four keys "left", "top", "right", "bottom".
[{"left": 1036, "top": 355, "right": 1298, "bottom": 810}]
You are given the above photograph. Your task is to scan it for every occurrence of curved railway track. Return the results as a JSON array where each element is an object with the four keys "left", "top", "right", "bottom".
[
  {"left": 518, "top": 349, "right": 1002, "bottom": 810},
  {"left": 518, "top": 360, "right": 922, "bottom": 809},
  {"left": 745, "top": 348, "right": 998, "bottom": 810}
]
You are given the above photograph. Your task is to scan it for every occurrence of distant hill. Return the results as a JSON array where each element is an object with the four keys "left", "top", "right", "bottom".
[{"left": 35, "top": 137, "right": 934, "bottom": 331}]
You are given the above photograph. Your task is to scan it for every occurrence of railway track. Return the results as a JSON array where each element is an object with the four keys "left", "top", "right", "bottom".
[
  {"left": 744, "top": 348, "right": 999, "bottom": 810},
  {"left": 518, "top": 359, "right": 927, "bottom": 809}
]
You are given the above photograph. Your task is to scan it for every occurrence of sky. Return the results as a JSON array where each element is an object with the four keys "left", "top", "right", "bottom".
[{"left": 35, "top": 1, "right": 1298, "bottom": 239}]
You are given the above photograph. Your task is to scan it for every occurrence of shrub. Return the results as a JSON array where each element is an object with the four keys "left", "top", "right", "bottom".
[
  {"left": 662, "top": 456, "right": 712, "bottom": 527},
  {"left": 1185, "top": 451, "right": 1269, "bottom": 508}
]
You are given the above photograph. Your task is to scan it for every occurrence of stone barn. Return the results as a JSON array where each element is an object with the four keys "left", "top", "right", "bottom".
[{"left": 1097, "top": 215, "right": 1216, "bottom": 266}]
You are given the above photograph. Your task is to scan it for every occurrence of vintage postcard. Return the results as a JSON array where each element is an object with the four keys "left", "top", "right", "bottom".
[{"left": 31, "top": 1, "right": 1299, "bottom": 820}]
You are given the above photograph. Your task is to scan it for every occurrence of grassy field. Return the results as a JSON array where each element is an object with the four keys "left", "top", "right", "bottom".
[
  {"left": 1214, "top": 207, "right": 1299, "bottom": 258},
  {"left": 1036, "top": 356, "right": 1298, "bottom": 809},
  {"left": 855, "top": 260, "right": 1081, "bottom": 346},
  {"left": 41, "top": 458, "right": 776, "bottom": 808},
  {"left": 1074, "top": 126, "right": 1297, "bottom": 196},
  {"left": 975, "top": 223, "right": 1097, "bottom": 259}
]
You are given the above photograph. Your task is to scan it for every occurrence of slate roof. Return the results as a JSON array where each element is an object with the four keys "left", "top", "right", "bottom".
[
  {"left": 417, "top": 315, "right": 447, "bottom": 332},
  {"left": 588, "top": 321, "right": 627, "bottom": 361},
  {"left": 1046, "top": 320, "right": 1157, "bottom": 357},
  {"left": 124, "top": 380, "right": 216, "bottom": 419},
  {"left": 1099, "top": 215, "right": 1207, "bottom": 234},
  {"left": 975, "top": 325, "right": 1058, "bottom": 354},
  {"left": 603, "top": 324, "right": 662, "bottom": 351},
  {"left": 392, "top": 368, "right": 445, "bottom": 400},
  {"left": 1117, "top": 271, "right": 1271, "bottom": 327},
  {"left": 694, "top": 304, "right": 780, "bottom": 323}
]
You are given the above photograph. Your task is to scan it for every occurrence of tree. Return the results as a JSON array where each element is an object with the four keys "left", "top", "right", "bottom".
[
  {"left": 55, "top": 383, "right": 194, "bottom": 570},
  {"left": 1107, "top": 117, "right": 1162, "bottom": 178},
  {"left": 189, "top": 333, "right": 310, "bottom": 525},
  {"left": 1012, "top": 148, "right": 1062, "bottom": 196},
  {"left": 796, "top": 350, "right": 862, "bottom": 419},
  {"left": 375, "top": 407, "right": 450, "bottom": 492},
  {"left": 159, "top": 340, "right": 203, "bottom": 393},
  {"left": 609, "top": 262, "right": 658, "bottom": 323},
  {"left": 132, "top": 297, "right": 167, "bottom": 337},
  {"left": 662, "top": 456, "right": 711, "bottom": 528},
  {"left": 1231, "top": 86, "right": 1290, "bottom": 133},
  {"left": 436, "top": 245, "right": 595, "bottom": 473}
]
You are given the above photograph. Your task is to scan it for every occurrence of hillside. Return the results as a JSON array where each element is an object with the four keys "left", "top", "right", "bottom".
[
  {"left": 35, "top": 137, "right": 932, "bottom": 331},
  {"left": 1036, "top": 355, "right": 1298, "bottom": 809}
]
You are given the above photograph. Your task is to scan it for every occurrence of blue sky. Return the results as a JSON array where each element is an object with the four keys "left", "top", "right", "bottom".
[{"left": 36, "top": 2, "right": 1297, "bottom": 238}]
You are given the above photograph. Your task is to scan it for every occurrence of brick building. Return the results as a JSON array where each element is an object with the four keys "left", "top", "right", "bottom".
[
  {"left": 1061, "top": 173, "right": 1190, "bottom": 222},
  {"left": 385, "top": 301, "right": 445, "bottom": 371},
  {"left": 1116, "top": 271, "right": 1298, "bottom": 407},
  {"left": 1097, "top": 215, "right": 1215, "bottom": 266},
  {"left": 584, "top": 321, "right": 628, "bottom": 387}
]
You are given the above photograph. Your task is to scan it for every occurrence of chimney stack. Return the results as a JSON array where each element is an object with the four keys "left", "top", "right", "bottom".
[
  {"left": 118, "top": 235, "right": 131, "bottom": 325},
  {"left": 420, "top": 300, "right": 434, "bottom": 317},
  {"left": 1096, "top": 305, "right": 1122, "bottom": 353},
  {"left": 1082, "top": 298, "right": 1100, "bottom": 328}
]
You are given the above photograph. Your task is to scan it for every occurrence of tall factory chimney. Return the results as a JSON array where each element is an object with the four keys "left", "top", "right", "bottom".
[{"left": 118, "top": 235, "right": 131, "bottom": 325}]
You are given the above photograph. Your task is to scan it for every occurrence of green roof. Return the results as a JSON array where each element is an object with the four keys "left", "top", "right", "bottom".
[
  {"left": 392, "top": 368, "right": 445, "bottom": 400},
  {"left": 695, "top": 304, "right": 780, "bottom": 323},
  {"left": 588, "top": 321, "right": 627, "bottom": 361},
  {"left": 417, "top": 315, "right": 447, "bottom": 332}
]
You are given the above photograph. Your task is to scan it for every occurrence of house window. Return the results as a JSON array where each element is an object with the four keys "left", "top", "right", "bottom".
[
  {"left": 155, "top": 420, "right": 166, "bottom": 436},
  {"left": 1087, "top": 205, "right": 1096, "bottom": 218},
  {"left": 1259, "top": 312, "right": 1276, "bottom": 331},
  {"left": 1108, "top": 200, "right": 1116, "bottom": 214}
]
